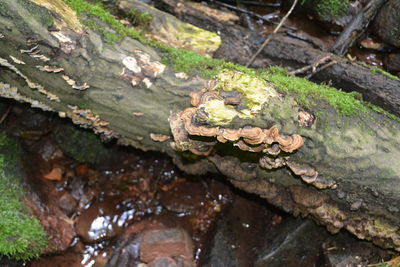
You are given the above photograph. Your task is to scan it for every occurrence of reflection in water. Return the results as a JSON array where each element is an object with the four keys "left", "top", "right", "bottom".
[
  {"left": 87, "top": 208, "right": 137, "bottom": 241},
  {"left": 81, "top": 242, "right": 108, "bottom": 267}
]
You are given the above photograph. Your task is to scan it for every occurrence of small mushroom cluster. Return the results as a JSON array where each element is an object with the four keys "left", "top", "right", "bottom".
[
  {"left": 259, "top": 156, "right": 318, "bottom": 184},
  {"left": 68, "top": 105, "right": 119, "bottom": 142},
  {"left": 19, "top": 40, "right": 89, "bottom": 92},
  {"left": 20, "top": 43, "right": 51, "bottom": 62},
  {"left": 121, "top": 50, "right": 166, "bottom": 88}
]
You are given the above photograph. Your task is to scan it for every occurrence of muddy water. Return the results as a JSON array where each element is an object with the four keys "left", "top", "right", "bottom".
[{"left": 0, "top": 102, "right": 278, "bottom": 266}]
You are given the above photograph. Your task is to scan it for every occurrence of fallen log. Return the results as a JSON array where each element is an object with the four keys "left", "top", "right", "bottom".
[
  {"left": 329, "top": 0, "right": 387, "bottom": 56},
  {"left": 1, "top": 0, "right": 400, "bottom": 253},
  {"left": 158, "top": 0, "right": 400, "bottom": 117}
]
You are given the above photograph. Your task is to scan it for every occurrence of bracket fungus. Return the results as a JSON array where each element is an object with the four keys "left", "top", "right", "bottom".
[
  {"left": 169, "top": 70, "right": 317, "bottom": 183},
  {"left": 67, "top": 105, "right": 119, "bottom": 142},
  {"left": 0, "top": 57, "right": 60, "bottom": 102},
  {"left": 150, "top": 133, "right": 170, "bottom": 142}
]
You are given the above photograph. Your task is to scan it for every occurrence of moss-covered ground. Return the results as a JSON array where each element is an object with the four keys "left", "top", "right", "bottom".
[
  {"left": 301, "top": 0, "right": 349, "bottom": 19},
  {"left": 63, "top": 0, "right": 400, "bottom": 122},
  {"left": 0, "top": 132, "right": 47, "bottom": 261}
]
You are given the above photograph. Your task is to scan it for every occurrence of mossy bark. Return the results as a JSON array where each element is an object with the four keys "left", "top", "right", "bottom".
[{"left": 1, "top": 0, "right": 400, "bottom": 252}]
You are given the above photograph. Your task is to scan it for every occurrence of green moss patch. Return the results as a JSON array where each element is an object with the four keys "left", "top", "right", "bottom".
[
  {"left": 0, "top": 133, "right": 47, "bottom": 261},
  {"left": 126, "top": 8, "right": 153, "bottom": 28},
  {"left": 302, "top": 0, "right": 349, "bottom": 19},
  {"left": 265, "top": 71, "right": 366, "bottom": 116},
  {"left": 370, "top": 66, "right": 400, "bottom": 81},
  {"left": 65, "top": 0, "right": 145, "bottom": 43}
]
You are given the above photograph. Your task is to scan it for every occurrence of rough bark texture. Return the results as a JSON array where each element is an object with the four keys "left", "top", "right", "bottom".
[{"left": 1, "top": 0, "right": 400, "bottom": 252}]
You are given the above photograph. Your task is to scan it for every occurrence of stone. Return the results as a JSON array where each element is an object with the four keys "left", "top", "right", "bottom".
[
  {"left": 384, "top": 53, "right": 400, "bottom": 72},
  {"left": 321, "top": 231, "right": 390, "bottom": 266},
  {"left": 373, "top": 0, "right": 400, "bottom": 48},
  {"left": 140, "top": 228, "right": 194, "bottom": 263},
  {"left": 255, "top": 218, "right": 330, "bottom": 267},
  {"left": 148, "top": 257, "right": 178, "bottom": 267},
  {"left": 105, "top": 220, "right": 165, "bottom": 267},
  {"left": 75, "top": 200, "right": 123, "bottom": 243}
]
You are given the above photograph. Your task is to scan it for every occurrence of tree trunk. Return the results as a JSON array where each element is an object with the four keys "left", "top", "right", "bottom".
[{"left": 1, "top": 0, "right": 400, "bottom": 252}]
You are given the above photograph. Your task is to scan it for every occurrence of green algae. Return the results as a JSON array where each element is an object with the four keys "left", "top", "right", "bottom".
[
  {"left": 216, "top": 70, "right": 279, "bottom": 113},
  {"left": 202, "top": 99, "right": 242, "bottom": 125}
]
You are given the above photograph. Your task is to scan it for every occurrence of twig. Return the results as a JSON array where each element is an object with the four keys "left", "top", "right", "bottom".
[
  {"left": 243, "top": 13, "right": 256, "bottom": 31},
  {"left": 305, "top": 60, "right": 337, "bottom": 79},
  {"left": 284, "top": 30, "right": 327, "bottom": 51},
  {"left": 290, "top": 56, "right": 332, "bottom": 75},
  {"left": 0, "top": 104, "right": 11, "bottom": 124},
  {"left": 245, "top": 0, "right": 298, "bottom": 67},
  {"left": 289, "top": 56, "right": 337, "bottom": 78},
  {"left": 368, "top": 256, "right": 400, "bottom": 267},
  {"left": 209, "top": 0, "right": 297, "bottom": 31},
  {"left": 224, "top": 0, "right": 282, "bottom": 8}
]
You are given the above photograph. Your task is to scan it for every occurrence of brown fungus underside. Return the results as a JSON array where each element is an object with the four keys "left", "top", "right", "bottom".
[{"left": 168, "top": 74, "right": 318, "bottom": 184}]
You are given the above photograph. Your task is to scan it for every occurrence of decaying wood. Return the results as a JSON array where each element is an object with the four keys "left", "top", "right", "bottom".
[
  {"left": 158, "top": 0, "right": 400, "bottom": 117},
  {"left": 245, "top": 0, "right": 298, "bottom": 67},
  {"left": 1, "top": 0, "right": 400, "bottom": 253},
  {"left": 330, "top": 0, "right": 387, "bottom": 56}
]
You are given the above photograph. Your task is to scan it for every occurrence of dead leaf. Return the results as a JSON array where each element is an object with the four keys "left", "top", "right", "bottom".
[{"left": 43, "top": 167, "right": 63, "bottom": 181}]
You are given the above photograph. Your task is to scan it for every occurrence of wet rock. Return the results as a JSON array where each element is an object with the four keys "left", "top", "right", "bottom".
[
  {"left": 254, "top": 216, "right": 391, "bottom": 267},
  {"left": 159, "top": 181, "right": 207, "bottom": 213},
  {"left": 6, "top": 105, "right": 51, "bottom": 140},
  {"left": 148, "top": 256, "right": 194, "bottom": 267},
  {"left": 373, "top": 0, "right": 400, "bottom": 48},
  {"left": 321, "top": 231, "right": 390, "bottom": 266},
  {"left": 148, "top": 257, "right": 178, "bottom": 267},
  {"left": 26, "top": 191, "right": 76, "bottom": 254},
  {"left": 29, "top": 251, "right": 84, "bottom": 267},
  {"left": 25, "top": 136, "right": 64, "bottom": 175},
  {"left": 202, "top": 194, "right": 276, "bottom": 267},
  {"left": 58, "top": 191, "right": 78, "bottom": 216},
  {"left": 106, "top": 234, "right": 142, "bottom": 267},
  {"left": 29, "top": 240, "right": 86, "bottom": 266},
  {"left": 53, "top": 122, "right": 114, "bottom": 167},
  {"left": 75, "top": 200, "right": 125, "bottom": 243},
  {"left": 255, "top": 218, "right": 330, "bottom": 267},
  {"left": 106, "top": 219, "right": 165, "bottom": 267},
  {"left": 0, "top": 257, "right": 23, "bottom": 267},
  {"left": 384, "top": 53, "right": 400, "bottom": 72},
  {"left": 140, "top": 228, "right": 194, "bottom": 264},
  {"left": 298, "top": 0, "right": 358, "bottom": 30},
  {"left": 201, "top": 219, "right": 236, "bottom": 267}
]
